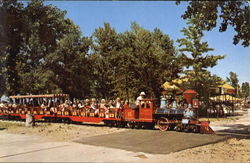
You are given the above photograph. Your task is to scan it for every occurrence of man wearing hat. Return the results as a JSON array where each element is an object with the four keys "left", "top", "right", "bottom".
[
  {"left": 136, "top": 92, "right": 146, "bottom": 106},
  {"left": 184, "top": 104, "right": 195, "bottom": 119}
]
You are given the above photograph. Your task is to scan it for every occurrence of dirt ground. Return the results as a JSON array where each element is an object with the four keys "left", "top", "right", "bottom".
[
  {"left": 0, "top": 121, "right": 126, "bottom": 141},
  {"left": 149, "top": 138, "right": 250, "bottom": 163},
  {"left": 0, "top": 111, "right": 249, "bottom": 162}
]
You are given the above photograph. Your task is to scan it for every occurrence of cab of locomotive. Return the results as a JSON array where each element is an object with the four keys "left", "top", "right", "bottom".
[
  {"left": 138, "top": 99, "right": 156, "bottom": 120},
  {"left": 124, "top": 99, "right": 157, "bottom": 121}
]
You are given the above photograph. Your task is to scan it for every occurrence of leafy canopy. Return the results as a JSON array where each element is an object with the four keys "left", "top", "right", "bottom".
[
  {"left": 177, "top": 19, "right": 224, "bottom": 102},
  {"left": 177, "top": 1, "right": 250, "bottom": 47}
]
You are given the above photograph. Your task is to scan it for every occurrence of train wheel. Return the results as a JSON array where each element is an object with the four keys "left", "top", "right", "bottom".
[
  {"left": 192, "top": 125, "right": 200, "bottom": 133},
  {"left": 134, "top": 123, "right": 141, "bottom": 129},
  {"left": 127, "top": 122, "right": 135, "bottom": 129},
  {"left": 174, "top": 124, "right": 182, "bottom": 132},
  {"left": 169, "top": 124, "right": 176, "bottom": 130},
  {"left": 158, "top": 118, "right": 169, "bottom": 131},
  {"left": 140, "top": 123, "right": 146, "bottom": 129}
]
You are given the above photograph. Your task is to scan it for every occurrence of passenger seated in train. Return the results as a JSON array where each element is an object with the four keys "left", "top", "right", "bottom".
[
  {"left": 115, "top": 98, "right": 121, "bottom": 108},
  {"left": 156, "top": 96, "right": 167, "bottom": 114},
  {"left": 121, "top": 100, "right": 125, "bottom": 106},
  {"left": 50, "top": 106, "right": 57, "bottom": 114},
  {"left": 78, "top": 100, "right": 84, "bottom": 108},
  {"left": 13, "top": 104, "right": 18, "bottom": 112},
  {"left": 71, "top": 99, "right": 79, "bottom": 115},
  {"left": 160, "top": 96, "right": 167, "bottom": 109},
  {"left": 136, "top": 92, "right": 146, "bottom": 107},
  {"left": 0, "top": 102, "right": 5, "bottom": 108},
  {"left": 7, "top": 103, "right": 12, "bottom": 108},
  {"left": 83, "top": 99, "right": 90, "bottom": 116},
  {"left": 12, "top": 103, "right": 17, "bottom": 108},
  {"left": 177, "top": 101, "right": 185, "bottom": 110},
  {"left": 77, "top": 101, "right": 84, "bottom": 115},
  {"left": 99, "top": 99, "right": 109, "bottom": 118},
  {"left": 90, "top": 98, "right": 98, "bottom": 116},
  {"left": 184, "top": 104, "right": 195, "bottom": 119},
  {"left": 170, "top": 100, "right": 177, "bottom": 110},
  {"left": 72, "top": 103, "right": 77, "bottom": 109},
  {"left": 108, "top": 100, "right": 115, "bottom": 108},
  {"left": 73, "top": 99, "right": 81, "bottom": 109},
  {"left": 40, "top": 102, "right": 47, "bottom": 109},
  {"left": 57, "top": 100, "right": 67, "bottom": 114},
  {"left": 58, "top": 102, "right": 64, "bottom": 111},
  {"left": 0, "top": 102, "right": 7, "bottom": 109},
  {"left": 0, "top": 102, "right": 8, "bottom": 113},
  {"left": 124, "top": 100, "right": 129, "bottom": 106},
  {"left": 115, "top": 98, "right": 122, "bottom": 118},
  {"left": 83, "top": 99, "right": 90, "bottom": 107},
  {"left": 63, "top": 100, "right": 70, "bottom": 107}
]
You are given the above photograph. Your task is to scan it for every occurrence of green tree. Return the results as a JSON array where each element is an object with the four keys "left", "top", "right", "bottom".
[
  {"left": 90, "top": 22, "right": 180, "bottom": 100},
  {"left": 0, "top": 0, "right": 85, "bottom": 96},
  {"left": 17, "top": 0, "right": 71, "bottom": 94},
  {"left": 226, "top": 71, "right": 239, "bottom": 89},
  {"left": 115, "top": 22, "right": 180, "bottom": 99},
  {"left": 177, "top": 19, "right": 225, "bottom": 102},
  {"left": 177, "top": 1, "right": 250, "bottom": 47},
  {"left": 113, "top": 31, "right": 138, "bottom": 100},
  {"left": 0, "top": 0, "right": 25, "bottom": 95},
  {"left": 241, "top": 82, "right": 250, "bottom": 98},
  {"left": 90, "top": 23, "right": 120, "bottom": 99},
  {"left": 45, "top": 20, "right": 92, "bottom": 98}
]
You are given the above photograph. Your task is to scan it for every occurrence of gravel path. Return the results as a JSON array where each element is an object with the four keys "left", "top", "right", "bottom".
[{"left": 210, "top": 110, "right": 250, "bottom": 135}]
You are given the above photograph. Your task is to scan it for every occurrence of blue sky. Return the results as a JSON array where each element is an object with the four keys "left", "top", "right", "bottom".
[{"left": 45, "top": 1, "right": 250, "bottom": 85}]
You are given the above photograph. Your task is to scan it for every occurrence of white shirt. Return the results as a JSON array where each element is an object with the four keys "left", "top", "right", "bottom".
[
  {"left": 136, "top": 96, "right": 143, "bottom": 106},
  {"left": 116, "top": 102, "right": 121, "bottom": 108}
]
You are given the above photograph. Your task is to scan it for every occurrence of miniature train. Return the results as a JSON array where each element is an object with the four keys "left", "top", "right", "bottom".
[{"left": 0, "top": 94, "right": 214, "bottom": 134}]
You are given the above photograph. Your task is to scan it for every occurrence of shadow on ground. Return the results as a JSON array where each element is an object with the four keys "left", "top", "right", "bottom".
[
  {"left": 75, "top": 130, "right": 228, "bottom": 154},
  {"left": 214, "top": 123, "right": 250, "bottom": 138}
]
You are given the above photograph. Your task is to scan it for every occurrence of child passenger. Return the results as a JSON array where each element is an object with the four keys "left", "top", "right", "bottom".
[
  {"left": 90, "top": 98, "right": 98, "bottom": 116},
  {"left": 100, "top": 99, "right": 109, "bottom": 118}
]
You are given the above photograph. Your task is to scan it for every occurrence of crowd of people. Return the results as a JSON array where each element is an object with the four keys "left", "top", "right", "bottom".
[
  {"left": 0, "top": 97, "right": 127, "bottom": 118},
  {"left": 159, "top": 96, "right": 196, "bottom": 119}
]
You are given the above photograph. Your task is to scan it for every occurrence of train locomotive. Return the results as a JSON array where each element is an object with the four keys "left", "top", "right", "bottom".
[{"left": 0, "top": 93, "right": 214, "bottom": 134}]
